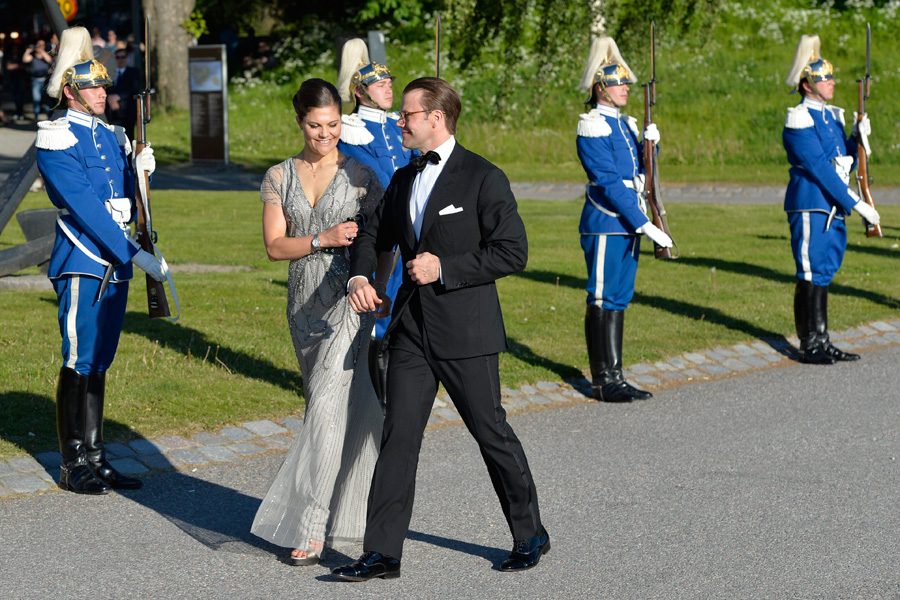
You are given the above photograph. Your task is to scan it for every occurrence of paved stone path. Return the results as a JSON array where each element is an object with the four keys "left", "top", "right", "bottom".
[{"left": 3, "top": 318, "right": 900, "bottom": 499}]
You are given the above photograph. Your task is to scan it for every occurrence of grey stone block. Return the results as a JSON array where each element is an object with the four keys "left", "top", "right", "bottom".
[
  {"left": 432, "top": 396, "right": 448, "bottom": 409},
  {"left": 168, "top": 449, "right": 208, "bottom": 465},
  {"left": 733, "top": 344, "right": 759, "bottom": 356},
  {"left": 0, "top": 461, "right": 17, "bottom": 478},
  {"left": 7, "top": 456, "right": 42, "bottom": 472},
  {"left": 535, "top": 381, "right": 559, "bottom": 391},
  {"left": 741, "top": 356, "right": 770, "bottom": 367},
  {"left": 767, "top": 339, "right": 792, "bottom": 352},
  {"left": 854, "top": 337, "right": 876, "bottom": 348},
  {"left": 890, "top": 320, "right": 900, "bottom": 329},
  {"left": 562, "top": 387, "right": 590, "bottom": 399},
  {"left": 501, "top": 387, "right": 522, "bottom": 397},
  {"left": 699, "top": 364, "right": 732, "bottom": 375},
  {"left": 633, "top": 375, "right": 660, "bottom": 386},
  {"left": 721, "top": 359, "right": 752, "bottom": 371},
  {"left": 435, "top": 408, "right": 461, "bottom": 421},
  {"left": 830, "top": 329, "right": 846, "bottom": 341},
  {"left": 684, "top": 352, "right": 709, "bottom": 364},
  {"left": 681, "top": 369, "right": 706, "bottom": 378},
  {"left": 621, "top": 369, "right": 634, "bottom": 379},
  {"left": 523, "top": 394, "right": 550, "bottom": 405},
  {"left": 667, "top": 357, "right": 690, "bottom": 369},
  {"left": 519, "top": 385, "right": 537, "bottom": 395},
  {"left": 884, "top": 332, "right": 900, "bottom": 343},
  {"left": 242, "top": 420, "right": 288, "bottom": 437},
  {"left": 34, "top": 451, "right": 63, "bottom": 469},
  {"left": 842, "top": 328, "right": 862, "bottom": 338},
  {"left": 762, "top": 353, "right": 785, "bottom": 363},
  {"left": 3, "top": 473, "right": 51, "bottom": 493},
  {"left": 505, "top": 395, "right": 532, "bottom": 409},
  {"left": 278, "top": 417, "right": 304, "bottom": 432},
  {"left": 218, "top": 427, "right": 255, "bottom": 443},
  {"left": 104, "top": 443, "right": 135, "bottom": 458},
  {"left": 703, "top": 350, "right": 726, "bottom": 361},
  {"left": 500, "top": 402, "right": 516, "bottom": 413},
  {"left": 858, "top": 325, "right": 877, "bottom": 335},
  {"left": 426, "top": 414, "right": 443, "bottom": 426},
  {"left": 0, "top": 481, "right": 14, "bottom": 497},
  {"left": 661, "top": 371, "right": 687, "bottom": 381},
  {"left": 653, "top": 361, "right": 677, "bottom": 372},
  {"left": 192, "top": 432, "right": 229, "bottom": 446},
  {"left": 197, "top": 446, "right": 239, "bottom": 462},
  {"left": 155, "top": 435, "right": 198, "bottom": 449},
  {"left": 138, "top": 453, "right": 183, "bottom": 470},
  {"left": 129, "top": 439, "right": 167, "bottom": 455},
  {"left": 230, "top": 442, "right": 266, "bottom": 456},
  {"left": 110, "top": 458, "right": 149, "bottom": 475},
  {"left": 34, "top": 469, "right": 55, "bottom": 483},
  {"left": 751, "top": 341, "right": 778, "bottom": 354},
  {"left": 629, "top": 363, "right": 656, "bottom": 375},
  {"left": 714, "top": 347, "right": 739, "bottom": 358},
  {"left": 257, "top": 435, "right": 294, "bottom": 451},
  {"left": 543, "top": 392, "right": 570, "bottom": 403}
]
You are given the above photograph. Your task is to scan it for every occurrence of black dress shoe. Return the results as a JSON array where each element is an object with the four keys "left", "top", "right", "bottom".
[
  {"left": 499, "top": 530, "right": 550, "bottom": 572},
  {"left": 823, "top": 343, "right": 860, "bottom": 362},
  {"left": 332, "top": 551, "right": 401, "bottom": 581},
  {"left": 799, "top": 345, "right": 836, "bottom": 365},
  {"left": 599, "top": 380, "right": 652, "bottom": 402},
  {"left": 59, "top": 459, "right": 109, "bottom": 495},
  {"left": 88, "top": 458, "right": 143, "bottom": 490}
]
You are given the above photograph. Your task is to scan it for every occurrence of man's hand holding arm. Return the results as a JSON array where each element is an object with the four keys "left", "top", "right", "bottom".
[
  {"left": 407, "top": 252, "right": 441, "bottom": 285},
  {"left": 348, "top": 276, "right": 382, "bottom": 313}
]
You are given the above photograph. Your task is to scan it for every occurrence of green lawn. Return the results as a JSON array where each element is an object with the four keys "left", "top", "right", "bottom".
[{"left": 2, "top": 191, "right": 899, "bottom": 459}]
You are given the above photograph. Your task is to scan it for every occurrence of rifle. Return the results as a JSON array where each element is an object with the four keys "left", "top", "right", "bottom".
[
  {"left": 435, "top": 13, "right": 442, "bottom": 78},
  {"left": 133, "top": 15, "right": 171, "bottom": 318},
  {"left": 641, "top": 20, "right": 678, "bottom": 259},
  {"left": 856, "top": 22, "right": 882, "bottom": 238}
]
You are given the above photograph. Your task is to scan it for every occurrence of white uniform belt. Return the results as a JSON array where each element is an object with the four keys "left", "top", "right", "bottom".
[
  {"left": 586, "top": 179, "right": 636, "bottom": 217},
  {"left": 57, "top": 210, "right": 110, "bottom": 267}
]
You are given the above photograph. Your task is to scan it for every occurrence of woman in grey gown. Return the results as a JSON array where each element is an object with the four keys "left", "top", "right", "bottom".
[{"left": 251, "top": 79, "right": 393, "bottom": 566}]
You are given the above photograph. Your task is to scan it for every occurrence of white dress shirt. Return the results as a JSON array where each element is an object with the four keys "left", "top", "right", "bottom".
[{"left": 410, "top": 136, "right": 456, "bottom": 240}]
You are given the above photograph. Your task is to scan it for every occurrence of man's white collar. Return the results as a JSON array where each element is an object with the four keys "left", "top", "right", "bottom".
[
  {"left": 594, "top": 103, "right": 622, "bottom": 118},
  {"left": 430, "top": 136, "right": 456, "bottom": 163},
  {"left": 358, "top": 105, "right": 387, "bottom": 124},
  {"left": 65, "top": 108, "right": 95, "bottom": 128},
  {"left": 801, "top": 97, "right": 827, "bottom": 112}
]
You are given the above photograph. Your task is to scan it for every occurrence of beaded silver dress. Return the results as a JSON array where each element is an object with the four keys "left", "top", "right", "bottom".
[{"left": 251, "top": 155, "right": 384, "bottom": 552}]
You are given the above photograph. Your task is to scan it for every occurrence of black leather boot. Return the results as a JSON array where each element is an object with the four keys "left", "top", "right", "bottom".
[
  {"left": 57, "top": 367, "right": 108, "bottom": 494},
  {"left": 586, "top": 307, "right": 651, "bottom": 402},
  {"left": 84, "top": 372, "right": 143, "bottom": 490},
  {"left": 794, "top": 280, "right": 835, "bottom": 364},
  {"left": 814, "top": 285, "right": 860, "bottom": 362}
]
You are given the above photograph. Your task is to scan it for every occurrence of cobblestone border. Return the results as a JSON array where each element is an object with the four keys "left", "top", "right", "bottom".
[{"left": 2, "top": 319, "right": 899, "bottom": 499}]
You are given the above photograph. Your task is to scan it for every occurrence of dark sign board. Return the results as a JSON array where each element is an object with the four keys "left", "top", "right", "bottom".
[{"left": 189, "top": 45, "right": 228, "bottom": 163}]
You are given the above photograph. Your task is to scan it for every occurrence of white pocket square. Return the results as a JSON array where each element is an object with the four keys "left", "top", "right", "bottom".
[{"left": 438, "top": 204, "right": 464, "bottom": 216}]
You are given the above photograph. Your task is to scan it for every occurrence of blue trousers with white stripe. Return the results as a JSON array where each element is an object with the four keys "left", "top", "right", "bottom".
[
  {"left": 581, "top": 234, "right": 640, "bottom": 310},
  {"left": 787, "top": 211, "right": 846, "bottom": 286},
  {"left": 52, "top": 275, "right": 129, "bottom": 376}
]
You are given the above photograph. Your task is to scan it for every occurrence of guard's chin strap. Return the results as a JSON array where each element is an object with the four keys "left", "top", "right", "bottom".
[
  {"left": 596, "top": 84, "right": 625, "bottom": 109},
  {"left": 803, "top": 75, "right": 828, "bottom": 104},
  {"left": 358, "top": 85, "right": 382, "bottom": 111},
  {"left": 69, "top": 86, "right": 98, "bottom": 117}
]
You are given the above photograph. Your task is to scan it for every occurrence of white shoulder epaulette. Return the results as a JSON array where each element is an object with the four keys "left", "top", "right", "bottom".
[
  {"left": 576, "top": 112, "right": 612, "bottom": 138},
  {"left": 624, "top": 115, "right": 639, "bottom": 138},
  {"left": 101, "top": 122, "right": 133, "bottom": 156},
  {"left": 386, "top": 111, "right": 400, "bottom": 121},
  {"left": 340, "top": 114, "right": 375, "bottom": 145},
  {"left": 827, "top": 105, "right": 845, "bottom": 126},
  {"left": 785, "top": 105, "right": 814, "bottom": 129},
  {"left": 36, "top": 118, "right": 78, "bottom": 150}
]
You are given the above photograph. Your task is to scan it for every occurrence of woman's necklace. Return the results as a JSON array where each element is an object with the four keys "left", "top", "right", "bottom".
[{"left": 299, "top": 152, "right": 339, "bottom": 179}]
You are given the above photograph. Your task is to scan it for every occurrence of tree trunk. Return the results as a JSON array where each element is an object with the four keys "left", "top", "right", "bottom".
[{"left": 142, "top": 0, "right": 196, "bottom": 110}]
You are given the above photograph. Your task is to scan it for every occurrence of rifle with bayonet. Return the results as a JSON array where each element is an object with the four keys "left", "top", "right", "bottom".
[
  {"left": 133, "top": 15, "right": 171, "bottom": 317},
  {"left": 641, "top": 20, "right": 678, "bottom": 259},
  {"left": 855, "top": 22, "right": 882, "bottom": 238}
]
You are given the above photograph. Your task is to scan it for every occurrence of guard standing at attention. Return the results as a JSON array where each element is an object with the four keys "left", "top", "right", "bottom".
[
  {"left": 36, "top": 26, "right": 165, "bottom": 494},
  {"left": 576, "top": 37, "right": 673, "bottom": 403},
  {"left": 783, "top": 35, "right": 878, "bottom": 364}
]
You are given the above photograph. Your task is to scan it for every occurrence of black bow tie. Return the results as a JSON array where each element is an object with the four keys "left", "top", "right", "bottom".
[{"left": 410, "top": 150, "right": 441, "bottom": 172}]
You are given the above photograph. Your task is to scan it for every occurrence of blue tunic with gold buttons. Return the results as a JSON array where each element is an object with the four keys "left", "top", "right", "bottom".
[
  {"left": 783, "top": 97, "right": 858, "bottom": 285},
  {"left": 36, "top": 108, "right": 139, "bottom": 374},
  {"left": 338, "top": 105, "right": 413, "bottom": 189}
]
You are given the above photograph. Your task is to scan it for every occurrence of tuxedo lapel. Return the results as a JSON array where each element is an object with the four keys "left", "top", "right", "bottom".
[{"left": 415, "top": 145, "right": 465, "bottom": 247}]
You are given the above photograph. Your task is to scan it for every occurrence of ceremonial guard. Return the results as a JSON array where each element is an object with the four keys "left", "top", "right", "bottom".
[
  {"left": 783, "top": 35, "right": 878, "bottom": 364},
  {"left": 36, "top": 27, "right": 164, "bottom": 494},
  {"left": 576, "top": 37, "right": 672, "bottom": 403},
  {"left": 336, "top": 38, "right": 415, "bottom": 394}
]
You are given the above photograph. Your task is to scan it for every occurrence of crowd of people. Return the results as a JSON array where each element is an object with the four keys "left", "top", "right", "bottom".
[{"left": 33, "top": 21, "right": 878, "bottom": 583}]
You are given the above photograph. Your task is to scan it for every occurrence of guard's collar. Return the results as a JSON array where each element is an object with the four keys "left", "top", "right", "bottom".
[
  {"left": 594, "top": 103, "right": 622, "bottom": 119},
  {"left": 801, "top": 97, "right": 827, "bottom": 113},
  {"left": 357, "top": 105, "right": 387, "bottom": 124},
  {"left": 65, "top": 108, "right": 96, "bottom": 128}
]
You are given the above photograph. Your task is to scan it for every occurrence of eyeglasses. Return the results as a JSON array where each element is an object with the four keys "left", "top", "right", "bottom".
[
  {"left": 397, "top": 109, "right": 433, "bottom": 123},
  {"left": 115, "top": 55, "right": 127, "bottom": 59}
]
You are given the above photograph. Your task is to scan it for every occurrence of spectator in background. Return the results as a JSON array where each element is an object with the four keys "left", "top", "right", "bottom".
[
  {"left": 91, "top": 27, "right": 105, "bottom": 47},
  {"left": 106, "top": 48, "right": 140, "bottom": 143},
  {"left": 23, "top": 39, "right": 52, "bottom": 119},
  {"left": 3, "top": 45, "right": 28, "bottom": 120},
  {"left": 106, "top": 30, "right": 117, "bottom": 51}
]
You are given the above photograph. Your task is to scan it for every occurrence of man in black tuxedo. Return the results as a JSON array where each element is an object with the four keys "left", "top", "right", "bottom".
[
  {"left": 333, "top": 77, "right": 549, "bottom": 581},
  {"left": 105, "top": 50, "right": 140, "bottom": 143}
]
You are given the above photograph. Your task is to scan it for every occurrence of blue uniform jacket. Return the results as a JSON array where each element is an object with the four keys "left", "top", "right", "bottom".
[
  {"left": 576, "top": 104, "right": 650, "bottom": 235},
  {"left": 36, "top": 108, "right": 139, "bottom": 282},
  {"left": 338, "top": 105, "right": 414, "bottom": 188},
  {"left": 783, "top": 97, "right": 859, "bottom": 216}
]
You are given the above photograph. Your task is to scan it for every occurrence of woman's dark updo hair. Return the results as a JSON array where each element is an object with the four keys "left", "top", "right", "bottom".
[{"left": 292, "top": 78, "right": 342, "bottom": 121}]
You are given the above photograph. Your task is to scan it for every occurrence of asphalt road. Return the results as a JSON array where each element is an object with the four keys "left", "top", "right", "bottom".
[{"left": 1, "top": 345, "right": 898, "bottom": 599}]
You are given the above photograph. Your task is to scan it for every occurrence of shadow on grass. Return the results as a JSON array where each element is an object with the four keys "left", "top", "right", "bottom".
[
  {"left": 506, "top": 336, "right": 583, "bottom": 383},
  {"left": 121, "top": 311, "right": 303, "bottom": 396}
]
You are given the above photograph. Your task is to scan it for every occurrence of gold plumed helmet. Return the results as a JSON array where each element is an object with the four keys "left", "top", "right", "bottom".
[
  {"left": 786, "top": 34, "right": 834, "bottom": 94},
  {"left": 337, "top": 38, "right": 395, "bottom": 104},
  {"left": 580, "top": 36, "right": 637, "bottom": 103}
]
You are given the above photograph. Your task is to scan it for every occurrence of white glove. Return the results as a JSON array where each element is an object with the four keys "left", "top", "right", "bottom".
[
  {"left": 643, "top": 123, "right": 660, "bottom": 143},
  {"left": 853, "top": 200, "right": 880, "bottom": 226},
  {"left": 134, "top": 146, "right": 156, "bottom": 175},
  {"left": 132, "top": 249, "right": 166, "bottom": 282},
  {"left": 636, "top": 222, "right": 673, "bottom": 247},
  {"left": 852, "top": 112, "right": 871, "bottom": 137}
]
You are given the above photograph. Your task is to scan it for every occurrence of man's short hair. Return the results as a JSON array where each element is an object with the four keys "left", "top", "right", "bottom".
[{"left": 403, "top": 77, "right": 461, "bottom": 135}]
